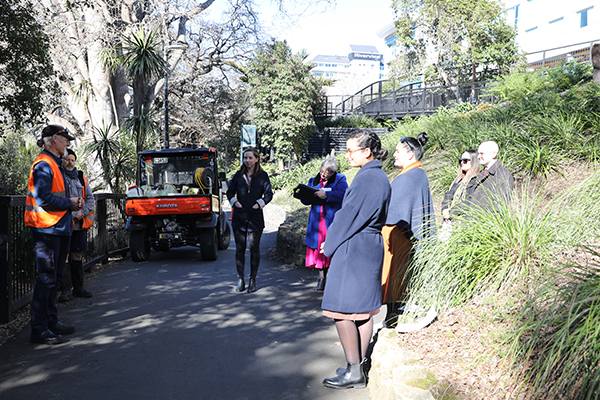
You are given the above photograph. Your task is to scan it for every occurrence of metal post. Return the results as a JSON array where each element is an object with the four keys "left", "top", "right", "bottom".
[
  {"left": 542, "top": 51, "right": 546, "bottom": 69},
  {"left": 97, "top": 197, "right": 108, "bottom": 264},
  {"left": 392, "top": 80, "right": 397, "bottom": 121},
  {"left": 164, "top": 60, "right": 169, "bottom": 150},
  {"left": 0, "top": 197, "right": 11, "bottom": 323}
]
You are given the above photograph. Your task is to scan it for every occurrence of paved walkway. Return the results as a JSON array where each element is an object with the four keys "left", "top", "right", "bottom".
[{"left": 0, "top": 221, "right": 382, "bottom": 400}]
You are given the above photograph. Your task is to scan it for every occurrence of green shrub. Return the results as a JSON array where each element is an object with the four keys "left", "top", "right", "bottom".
[
  {"left": 487, "top": 69, "right": 550, "bottom": 102},
  {"left": 512, "top": 140, "right": 558, "bottom": 177},
  {"left": 547, "top": 59, "right": 593, "bottom": 91},
  {"left": 0, "top": 130, "right": 38, "bottom": 195},
  {"left": 269, "top": 152, "right": 350, "bottom": 192},
  {"left": 436, "top": 102, "right": 476, "bottom": 117}
]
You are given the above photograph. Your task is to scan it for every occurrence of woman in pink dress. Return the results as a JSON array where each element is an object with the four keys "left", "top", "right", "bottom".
[{"left": 303, "top": 159, "right": 348, "bottom": 291}]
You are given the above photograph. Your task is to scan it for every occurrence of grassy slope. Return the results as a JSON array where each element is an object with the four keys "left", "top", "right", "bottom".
[{"left": 274, "top": 62, "right": 600, "bottom": 399}]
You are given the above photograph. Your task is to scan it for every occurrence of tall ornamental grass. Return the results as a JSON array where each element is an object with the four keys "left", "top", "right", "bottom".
[
  {"left": 507, "top": 250, "right": 600, "bottom": 400},
  {"left": 406, "top": 185, "right": 560, "bottom": 312},
  {"left": 551, "top": 168, "right": 600, "bottom": 246}
]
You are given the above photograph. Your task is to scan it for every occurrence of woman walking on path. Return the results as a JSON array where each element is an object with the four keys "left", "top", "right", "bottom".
[
  {"left": 441, "top": 149, "right": 481, "bottom": 221},
  {"left": 226, "top": 148, "right": 273, "bottom": 293},
  {"left": 320, "top": 129, "right": 390, "bottom": 389},
  {"left": 303, "top": 159, "right": 348, "bottom": 291},
  {"left": 381, "top": 133, "right": 436, "bottom": 325}
]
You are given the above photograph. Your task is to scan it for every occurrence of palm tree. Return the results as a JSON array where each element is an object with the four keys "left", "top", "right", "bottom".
[{"left": 118, "top": 27, "right": 166, "bottom": 154}]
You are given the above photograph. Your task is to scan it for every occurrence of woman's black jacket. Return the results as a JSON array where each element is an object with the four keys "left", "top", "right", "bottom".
[{"left": 226, "top": 170, "right": 273, "bottom": 232}]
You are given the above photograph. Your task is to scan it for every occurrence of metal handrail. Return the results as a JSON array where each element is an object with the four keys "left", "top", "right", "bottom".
[{"left": 319, "top": 39, "right": 599, "bottom": 119}]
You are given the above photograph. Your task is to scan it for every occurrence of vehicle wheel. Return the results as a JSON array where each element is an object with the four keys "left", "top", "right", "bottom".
[
  {"left": 218, "top": 221, "right": 231, "bottom": 250},
  {"left": 130, "top": 230, "right": 151, "bottom": 262},
  {"left": 200, "top": 228, "right": 218, "bottom": 261}
]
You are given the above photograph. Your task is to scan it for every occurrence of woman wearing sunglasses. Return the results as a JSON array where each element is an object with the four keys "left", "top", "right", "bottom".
[
  {"left": 381, "top": 132, "right": 436, "bottom": 325},
  {"left": 441, "top": 149, "right": 481, "bottom": 221}
]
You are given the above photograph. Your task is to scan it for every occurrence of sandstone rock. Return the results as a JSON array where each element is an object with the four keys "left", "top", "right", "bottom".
[{"left": 369, "top": 328, "right": 436, "bottom": 400}]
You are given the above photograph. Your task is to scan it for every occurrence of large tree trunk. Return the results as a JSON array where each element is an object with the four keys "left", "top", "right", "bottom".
[{"left": 593, "top": 43, "right": 600, "bottom": 85}]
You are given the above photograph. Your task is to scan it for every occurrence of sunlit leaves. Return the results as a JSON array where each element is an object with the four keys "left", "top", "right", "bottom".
[{"left": 245, "top": 40, "right": 324, "bottom": 161}]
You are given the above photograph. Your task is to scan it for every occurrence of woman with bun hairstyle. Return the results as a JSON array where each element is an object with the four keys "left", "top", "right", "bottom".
[
  {"left": 381, "top": 132, "right": 436, "bottom": 324},
  {"left": 441, "top": 149, "right": 481, "bottom": 221},
  {"left": 320, "top": 129, "right": 391, "bottom": 390}
]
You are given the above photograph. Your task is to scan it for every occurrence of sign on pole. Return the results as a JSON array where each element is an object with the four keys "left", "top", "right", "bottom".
[{"left": 240, "top": 124, "right": 257, "bottom": 164}]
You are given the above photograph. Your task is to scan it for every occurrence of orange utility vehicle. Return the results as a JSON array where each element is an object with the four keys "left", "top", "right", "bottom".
[{"left": 125, "top": 148, "right": 231, "bottom": 262}]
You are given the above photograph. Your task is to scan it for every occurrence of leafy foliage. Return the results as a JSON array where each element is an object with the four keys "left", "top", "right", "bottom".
[
  {"left": 548, "top": 59, "right": 593, "bottom": 91},
  {"left": 84, "top": 122, "right": 137, "bottom": 193},
  {"left": 269, "top": 152, "right": 349, "bottom": 193},
  {"left": 245, "top": 40, "right": 325, "bottom": 161},
  {"left": 111, "top": 28, "right": 166, "bottom": 154},
  {"left": 486, "top": 69, "right": 550, "bottom": 103},
  {"left": 391, "top": 0, "right": 522, "bottom": 86},
  {"left": 0, "top": 129, "right": 38, "bottom": 195},
  {"left": 0, "top": 0, "right": 56, "bottom": 124}
]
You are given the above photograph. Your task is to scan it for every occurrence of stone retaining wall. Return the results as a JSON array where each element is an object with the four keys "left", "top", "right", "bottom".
[{"left": 274, "top": 215, "right": 306, "bottom": 267}]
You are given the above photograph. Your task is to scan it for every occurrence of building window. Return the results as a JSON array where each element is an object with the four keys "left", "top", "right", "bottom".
[
  {"left": 549, "top": 17, "right": 563, "bottom": 24},
  {"left": 578, "top": 6, "right": 593, "bottom": 27},
  {"left": 507, "top": 4, "right": 519, "bottom": 25},
  {"left": 525, "top": 26, "right": 538, "bottom": 32}
]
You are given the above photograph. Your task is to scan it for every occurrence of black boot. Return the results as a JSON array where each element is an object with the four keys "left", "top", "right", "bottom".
[
  {"left": 314, "top": 278, "right": 326, "bottom": 292},
  {"left": 323, "top": 363, "right": 366, "bottom": 389},
  {"left": 247, "top": 277, "right": 257, "bottom": 293},
  {"left": 236, "top": 277, "right": 245, "bottom": 292}
]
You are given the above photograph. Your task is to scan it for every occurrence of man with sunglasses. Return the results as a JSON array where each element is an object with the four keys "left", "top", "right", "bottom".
[
  {"left": 25, "top": 125, "right": 83, "bottom": 345},
  {"left": 467, "top": 141, "right": 514, "bottom": 211}
]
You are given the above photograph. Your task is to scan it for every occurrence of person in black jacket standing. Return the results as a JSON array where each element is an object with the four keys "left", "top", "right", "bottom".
[{"left": 227, "top": 148, "right": 273, "bottom": 293}]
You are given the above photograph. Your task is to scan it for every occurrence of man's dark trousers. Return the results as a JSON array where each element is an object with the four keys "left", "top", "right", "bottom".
[{"left": 30, "top": 231, "right": 70, "bottom": 333}]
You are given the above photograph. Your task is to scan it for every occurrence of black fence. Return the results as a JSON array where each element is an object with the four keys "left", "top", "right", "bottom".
[
  {"left": 319, "top": 80, "right": 494, "bottom": 120},
  {"left": 0, "top": 193, "right": 128, "bottom": 323}
]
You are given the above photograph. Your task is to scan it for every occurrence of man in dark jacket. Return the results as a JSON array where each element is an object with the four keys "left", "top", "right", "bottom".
[
  {"left": 25, "top": 125, "right": 83, "bottom": 345},
  {"left": 466, "top": 141, "right": 514, "bottom": 211}
]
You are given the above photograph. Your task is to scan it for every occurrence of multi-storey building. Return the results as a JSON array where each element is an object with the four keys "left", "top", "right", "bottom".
[
  {"left": 310, "top": 45, "right": 385, "bottom": 95},
  {"left": 377, "top": 1, "right": 599, "bottom": 67}
]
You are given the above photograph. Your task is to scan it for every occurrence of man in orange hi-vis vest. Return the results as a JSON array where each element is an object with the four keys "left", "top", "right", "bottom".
[
  {"left": 58, "top": 148, "right": 94, "bottom": 302},
  {"left": 25, "top": 125, "right": 83, "bottom": 345}
]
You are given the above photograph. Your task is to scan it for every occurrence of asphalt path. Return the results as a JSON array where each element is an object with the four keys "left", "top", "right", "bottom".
[{"left": 0, "top": 222, "right": 382, "bottom": 400}]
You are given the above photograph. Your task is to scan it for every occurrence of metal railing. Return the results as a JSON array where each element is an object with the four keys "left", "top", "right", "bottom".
[
  {"left": 526, "top": 39, "right": 600, "bottom": 71},
  {"left": 320, "top": 80, "right": 494, "bottom": 119},
  {"left": 318, "top": 40, "right": 598, "bottom": 120},
  {"left": 0, "top": 193, "right": 128, "bottom": 323}
]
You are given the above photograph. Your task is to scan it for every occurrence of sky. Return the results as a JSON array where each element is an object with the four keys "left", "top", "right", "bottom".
[{"left": 208, "top": 0, "right": 396, "bottom": 62}]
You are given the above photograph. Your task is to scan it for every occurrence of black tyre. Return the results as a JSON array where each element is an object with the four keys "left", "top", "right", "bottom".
[
  {"left": 218, "top": 221, "right": 231, "bottom": 250},
  {"left": 130, "top": 230, "right": 151, "bottom": 262},
  {"left": 200, "top": 228, "right": 218, "bottom": 261}
]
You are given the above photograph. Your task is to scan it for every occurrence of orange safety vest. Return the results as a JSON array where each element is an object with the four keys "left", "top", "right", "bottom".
[
  {"left": 80, "top": 174, "right": 94, "bottom": 230},
  {"left": 24, "top": 153, "right": 68, "bottom": 228}
]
